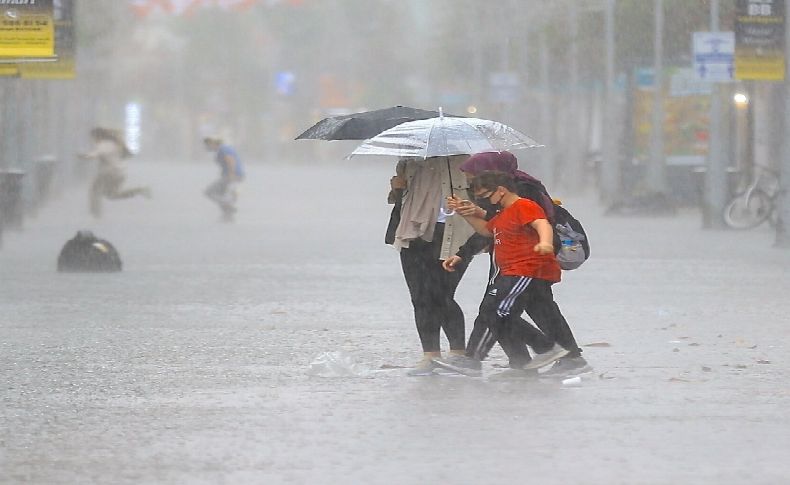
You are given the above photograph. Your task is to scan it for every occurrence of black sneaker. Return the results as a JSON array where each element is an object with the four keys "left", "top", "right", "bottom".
[
  {"left": 540, "top": 355, "right": 592, "bottom": 378},
  {"left": 432, "top": 355, "right": 483, "bottom": 377}
]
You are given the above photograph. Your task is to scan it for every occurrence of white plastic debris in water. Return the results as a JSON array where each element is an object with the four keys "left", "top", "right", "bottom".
[
  {"left": 306, "top": 351, "right": 371, "bottom": 378},
  {"left": 562, "top": 376, "right": 582, "bottom": 387}
]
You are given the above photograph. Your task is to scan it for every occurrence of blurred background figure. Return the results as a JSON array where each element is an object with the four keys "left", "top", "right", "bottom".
[
  {"left": 203, "top": 136, "right": 244, "bottom": 223},
  {"left": 78, "top": 127, "right": 151, "bottom": 218}
]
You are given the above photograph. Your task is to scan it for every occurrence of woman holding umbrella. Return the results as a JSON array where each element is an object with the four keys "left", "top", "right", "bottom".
[
  {"left": 387, "top": 155, "right": 477, "bottom": 375},
  {"left": 338, "top": 111, "right": 543, "bottom": 375}
]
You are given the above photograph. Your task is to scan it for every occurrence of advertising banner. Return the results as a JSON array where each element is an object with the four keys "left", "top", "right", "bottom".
[
  {"left": 0, "top": 0, "right": 55, "bottom": 59},
  {"left": 735, "top": 0, "right": 785, "bottom": 81},
  {"left": 633, "top": 67, "right": 710, "bottom": 167},
  {"left": 19, "top": 0, "right": 74, "bottom": 78}
]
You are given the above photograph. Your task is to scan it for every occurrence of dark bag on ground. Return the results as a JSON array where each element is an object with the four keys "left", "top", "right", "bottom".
[
  {"left": 552, "top": 204, "right": 590, "bottom": 270},
  {"left": 57, "top": 230, "right": 122, "bottom": 272}
]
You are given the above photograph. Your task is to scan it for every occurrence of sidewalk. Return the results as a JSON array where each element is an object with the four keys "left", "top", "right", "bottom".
[{"left": 1, "top": 161, "right": 789, "bottom": 484}]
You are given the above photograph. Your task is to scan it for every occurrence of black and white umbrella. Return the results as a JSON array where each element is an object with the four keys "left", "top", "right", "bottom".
[{"left": 295, "top": 105, "right": 463, "bottom": 141}]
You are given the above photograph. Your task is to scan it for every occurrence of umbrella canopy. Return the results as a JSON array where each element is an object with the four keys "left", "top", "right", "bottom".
[
  {"left": 348, "top": 116, "right": 542, "bottom": 159},
  {"left": 295, "top": 105, "right": 463, "bottom": 141}
]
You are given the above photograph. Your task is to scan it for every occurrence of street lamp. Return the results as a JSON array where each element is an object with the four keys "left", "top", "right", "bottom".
[{"left": 733, "top": 89, "right": 753, "bottom": 187}]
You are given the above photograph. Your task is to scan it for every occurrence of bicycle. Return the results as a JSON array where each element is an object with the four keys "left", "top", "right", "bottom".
[{"left": 723, "top": 164, "right": 780, "bottom": 230}]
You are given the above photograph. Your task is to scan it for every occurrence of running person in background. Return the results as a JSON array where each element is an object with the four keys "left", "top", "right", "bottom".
[
  {"left": 79, "top": 127, "right": 151, "bottom": 218},
  {"left": 204, "top": 137, "right": 244, "bottom": 222}
]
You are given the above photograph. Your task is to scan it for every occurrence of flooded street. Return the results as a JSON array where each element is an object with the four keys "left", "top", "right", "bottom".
[{"left": 2, "top": 160, "right": 790, "bottom": 484}]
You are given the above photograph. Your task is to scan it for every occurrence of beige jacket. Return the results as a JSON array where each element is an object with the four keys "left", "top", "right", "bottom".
[
  {"left": 85, "top": 139, "right": 126, "bottom": 176},
  {"left": 388, "top": 155, "right": 475, "bottom": 260}
]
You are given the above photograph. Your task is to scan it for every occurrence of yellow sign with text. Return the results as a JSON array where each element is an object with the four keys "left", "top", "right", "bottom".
[
  {"left": 19, "top": 1, "right": 75, "bottom": 79},
  {"left": 0, "top": 1, "right": 55, "bottom": 58},
  {"left": 735, "top": 54, "right": 786, "bottom": 81}
]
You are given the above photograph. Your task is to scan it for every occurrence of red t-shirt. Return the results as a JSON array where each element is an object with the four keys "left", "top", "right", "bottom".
[{"left": 486, "top": 198, "right": 561, "bottom": 282}]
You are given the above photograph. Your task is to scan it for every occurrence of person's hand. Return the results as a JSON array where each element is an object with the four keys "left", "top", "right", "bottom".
[
  {"left": 456, "top": 200, "right": 485, "bottom": 218},
  {"left": 445, "top": 195, "right": 464, "bottom": 211},
  {"left": 390, "top": 175, "right": 406, "bottom": 190},
  {"left": 533, "top": 242, "right": 554, "bottom": 255},
  {"left": 442, "top": 255, "right": 463, "bottom": 272}
]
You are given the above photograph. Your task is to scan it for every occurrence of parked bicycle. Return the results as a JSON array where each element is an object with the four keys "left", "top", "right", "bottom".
[{"left": 723, "top": 164, "right": 780, "bottom": 229}]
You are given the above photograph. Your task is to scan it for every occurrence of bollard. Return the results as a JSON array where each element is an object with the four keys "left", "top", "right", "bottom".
[
  {"left": 28, "top": 156, "right": 57, "bottom": 216},
  {"left": 0, "top": 169, "right": 26, "bottom": 231},
  {"left": 693, "top": 166, "right": 741, "bottom": 207}
]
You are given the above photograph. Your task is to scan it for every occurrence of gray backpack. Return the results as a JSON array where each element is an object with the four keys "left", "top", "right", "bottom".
[{"left": 555, "top": 222, "right": 587, "bottom": 270}]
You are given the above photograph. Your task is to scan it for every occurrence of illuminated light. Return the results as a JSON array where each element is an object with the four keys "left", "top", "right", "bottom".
[
  {"left": 125, "top": 102, "right": 142, "bottom": 154},
  {"left": 733, "top": 93, "right": 749, "bottom": 106},
  {"left": 466, "top": 105, "right": 478, "bottom": 114}
]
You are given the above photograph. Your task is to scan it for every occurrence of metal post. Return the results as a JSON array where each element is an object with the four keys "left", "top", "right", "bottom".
[
  {"left": 647, "top": 0, "right": 667, "bottom": 195},
  {"left": 600, "top": 0, "right": 619, "bottom": 204},
  {"left": 703, "top": 0, "right": 728, "bottom": 228},
  {"left": 776, "top": 3, "right": 790, "bottom": 247},
  {"left": 567, "top": 2, "right": 583, "bottom": 192},
  {"left": 469, "top": 3, "right": 484, "bottom": 108},
  {"left": 539, "top": 29, "right": 554, "bottom": 187}
]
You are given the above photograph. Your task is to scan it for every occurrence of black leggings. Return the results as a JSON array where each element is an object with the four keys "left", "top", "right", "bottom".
[{"left": 399, "top": 225, "right": 468, "bottom": 353}]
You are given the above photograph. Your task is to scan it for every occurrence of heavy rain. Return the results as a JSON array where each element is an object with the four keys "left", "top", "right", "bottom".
[{"left": 1, "top": 1, "right": 790, "bottom": 483}]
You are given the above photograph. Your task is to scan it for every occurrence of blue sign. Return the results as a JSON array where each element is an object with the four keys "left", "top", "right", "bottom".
[
  {"left": 635, "top": 68, "right": 655, "bottom": 88},
  {"left": 693, "top": 32, "right": 735, "bottom": 83},
  {"left": 275, "top": 71, "right": 295, "bottom": 96}
]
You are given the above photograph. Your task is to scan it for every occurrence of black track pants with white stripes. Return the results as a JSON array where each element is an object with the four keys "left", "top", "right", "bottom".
[{"left": 474, "top": 274, "right": 541, "bottom": 369}]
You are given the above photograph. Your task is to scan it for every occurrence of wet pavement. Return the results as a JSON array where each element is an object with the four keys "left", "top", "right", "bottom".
[{"left": 2, "top": 160, "right": 789, "bottom": 484}]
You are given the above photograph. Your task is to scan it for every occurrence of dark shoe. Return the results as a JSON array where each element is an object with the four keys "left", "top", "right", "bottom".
[
  {"left": 522, "top": 344, "right": 570, "bottom": 370},
  {"left": 540, "top": 355, "right": 592, "bottom": 377},
  {"left": 432, "top": 355, "right": 482, "bottom": 377}
]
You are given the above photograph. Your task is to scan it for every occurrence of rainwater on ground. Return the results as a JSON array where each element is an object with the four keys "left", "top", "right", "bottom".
[{"left": 2, "top": 160, "right": 789, "bottom": 484}]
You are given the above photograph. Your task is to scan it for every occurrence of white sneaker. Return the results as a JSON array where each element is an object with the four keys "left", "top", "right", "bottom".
[{"left": 522, "top": 344, "right": 570, "bottom": 370}]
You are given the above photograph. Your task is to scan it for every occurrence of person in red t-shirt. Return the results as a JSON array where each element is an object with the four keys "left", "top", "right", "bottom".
[{"left": 447, "top": 171, "right": 571, "bottom": 372}]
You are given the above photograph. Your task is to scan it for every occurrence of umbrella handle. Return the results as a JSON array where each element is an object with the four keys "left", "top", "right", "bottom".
[
  {"left": 442, "top": 156, "right": 456, "bottom": 217},
  {"left": 446, "top": 157, "right": 454, "bottom": 197}
]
